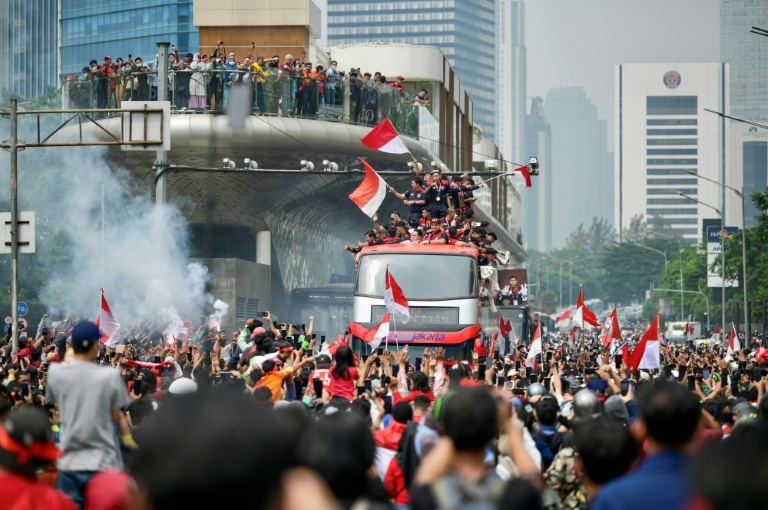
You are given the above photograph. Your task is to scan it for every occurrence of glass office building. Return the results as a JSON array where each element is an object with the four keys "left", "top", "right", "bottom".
[
  {"left": 60, "top": 0, "right": 199, "bottom": 77},
  {"left": 721, "top": 0, "right": 768, "bottom": 226},
  {"left": 0, "top": 0, "right": 58, "bottom": 99},
  {"left": 327, "top": 0, "right": 497, "bottom": 140}
]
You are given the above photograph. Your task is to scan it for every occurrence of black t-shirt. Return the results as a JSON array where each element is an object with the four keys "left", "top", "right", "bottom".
[
  {"left": 404, "top": 189, "right": 426, "bottom": 215},
  {"left": 410, "top": 475, "right": 541, "bottom": 510},
  {"left": 426, "top": 181, "right": 451, "bottom": 210}
]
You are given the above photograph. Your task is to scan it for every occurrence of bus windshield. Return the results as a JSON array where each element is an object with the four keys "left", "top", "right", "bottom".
[{"left": 356, "top": 253, "right": 477, "bottom": 300}]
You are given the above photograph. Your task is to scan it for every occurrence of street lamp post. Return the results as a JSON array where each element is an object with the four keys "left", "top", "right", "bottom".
[
  {"left": 677, "top": 192, "right": 726, "bottom": 335},
  {"left": 679, "top": 168, "right": 750, "bottom": 347}
]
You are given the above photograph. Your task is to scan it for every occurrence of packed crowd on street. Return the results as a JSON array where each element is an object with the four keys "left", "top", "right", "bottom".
[{"left": 1, "top": 304, "right": 766, "bottom": 510}]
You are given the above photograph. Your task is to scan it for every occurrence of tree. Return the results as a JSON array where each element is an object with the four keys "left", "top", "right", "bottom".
[{"left": 622, "top": 214, "right": 648, "bottom": 243}]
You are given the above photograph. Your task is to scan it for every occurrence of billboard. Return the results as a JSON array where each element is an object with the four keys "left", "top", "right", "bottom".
[{"left": 707, "top": 226, "right": 738, "bottom": 288}]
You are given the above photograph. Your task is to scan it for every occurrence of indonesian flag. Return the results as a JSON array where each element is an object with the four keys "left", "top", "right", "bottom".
[
  {"left": 99, "top": 289, "right": 120, "bottom": 346},
  {"left": 568, "top": 326, "right": 579, "bottom": 346},
  {"left": 513, "top": 166, "right": 532, "bottom": 188},
  {"left": 349, "top": 313, "right": 390, "bottom": 352},
  {"left": 601, "top": 308, "right": 621, "bottom": 350},
  {"left": 727, "top": 323, "right": 740, "bottom": 357},
  {"left": 525, "top": 323, "right": 542, "bottom": 368},
  {"left": 361, "top": 118, "right": 410, "bottom": 154},
  {"left": 555, "top": 309, "right": 571, "bottom": 328},
  {"left": 627, "top": 315, "right": 660, "bottom": 371},
  {"left": 573, "top": 288, "right": 600, "bottom": 330},
  {"left": 349, "top": 159, "right": 388, "bottom": 218},
  {"left": 495, "top": 316, "right": 512, "bottom": 356},
  {"left": 384, "top": 268, "right": 410, "bottom": 323},
  {"left": 685, "top": 322, "right": 695, "bottom": 341},
  {"left": 711, "top": 326, "right": 721, "bottom": 344}
]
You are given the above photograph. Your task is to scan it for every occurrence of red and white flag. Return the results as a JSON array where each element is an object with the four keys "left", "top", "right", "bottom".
[
  {"left": 512, "top": 166, "right": 532, "bottom": 188},
  {"left": 685, "top": 322, "right": 695, "bottom": 341},
  {"left": 99, "top": 289, "right": 120, "bottom": 346},
  {"left": 627, "top": 315, "right": 660, "bottom": 371},
  {"left": 727, "top": 323, "right": 740, "bottom": 357},
  {"left": 573, "top": 288, "right": 600, "bottom": 330},
  {"left": 349, "top": 313, "right": 391, "bottom": 352},
  {"left": 361, "top": 118, "right": 410, "bottom": 154},
  {"left": 601, "top": 308, "right": 621, "bottom": 350},
  {"left": 494, "top": 316, "right": 512, "bottom": 356},
  {"left": 349, "top": 159, "right": 388, "bottom": 218},
  {"left": 384, "top": 268, "right": 410, "bottom": 323},
  {"left": 525, "top": 323, "right": 542, "bottom": 368},
  {"left": 555, "top": 309, "right": 571, "bottom": 328},
  {"left": 711, "top": 326, "right": 721, "bottom": 344}
]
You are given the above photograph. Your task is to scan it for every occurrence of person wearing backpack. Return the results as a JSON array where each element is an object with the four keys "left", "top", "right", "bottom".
[{"left": 410, "top": 387, "right": 542, "bottom": 510}]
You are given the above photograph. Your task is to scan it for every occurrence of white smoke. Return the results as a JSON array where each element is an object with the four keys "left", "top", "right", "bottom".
[
  {"left": 11, "top": 146, "right": 214, "bottom": 326},
  {"left": 207, "top": 299, "right": 229, "bottom": 330}
]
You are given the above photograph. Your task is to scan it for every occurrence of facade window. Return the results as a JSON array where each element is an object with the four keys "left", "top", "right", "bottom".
[
  {"left": 646, "top": 96, "right": 698, "bottom": 115},
  {"left": 646, "top": 208, "right": 698, "bottom": 215},
  {"left": 647, "top": 178, "right": 698, "bottom": 185},
  {"left": 647, "top": 158, "right": 698, "bottom": 165},
  {"left": 647, "top": 148, "right": 697, "bottom": 155},
  {"left": 647, "top": 188, "right": 697, "bottom": 195},
  {"left": 647, "top": 198, "right": 694, "bottom": 205},
  {"left": 647, "top": 119, "right": 697, "bottom": 126},
  {"left": 647, "top": 168, "right": 697, "bottom": 175},
  {"left": 647, "top": 129, "right": 698, "bottom": 136},
  {"left": 647, "top": 138, "right": 697, "bottom": 145}
]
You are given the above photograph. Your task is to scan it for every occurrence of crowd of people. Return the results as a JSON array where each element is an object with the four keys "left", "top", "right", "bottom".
[
  {"left": 344, "top": 167, "right": 508, "bottom": 264},
  {"left": 66, "top": 42, "right": 431, "bottom": 127},
  {"left": 1, "top": 303, "right": 767, "bottom": 510}
]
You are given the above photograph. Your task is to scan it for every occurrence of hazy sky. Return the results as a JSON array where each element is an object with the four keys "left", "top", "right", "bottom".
[{"left": 526, "top": 0, "right": 720, "bottom": 143}]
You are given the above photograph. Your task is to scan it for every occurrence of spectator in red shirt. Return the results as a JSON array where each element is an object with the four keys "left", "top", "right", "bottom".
[
  {"left": 0, "top": 409, "right": 77, "bottom": 510},
  {"left": 390, "top": 75, "right": 406, "bottom": 96}
]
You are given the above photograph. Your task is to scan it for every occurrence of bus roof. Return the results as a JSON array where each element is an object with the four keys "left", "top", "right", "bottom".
[{"left": 360, "top": 243, "right": 479, "bottom": 258}]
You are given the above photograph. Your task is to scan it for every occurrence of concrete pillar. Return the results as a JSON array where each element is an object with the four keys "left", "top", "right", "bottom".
[{"left": 256, "top": 230, "right": 271, "bottom": 266}]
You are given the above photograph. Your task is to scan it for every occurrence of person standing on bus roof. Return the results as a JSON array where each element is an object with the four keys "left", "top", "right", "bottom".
[
  {"left": 389, "top": 178, "right": 426, "bottom": 228},
  {"left": 423, "top": 219, "right": 448, "bottom": 245},
  {"left": 425, "top": 169, "right": 451, "bottom": 219}
]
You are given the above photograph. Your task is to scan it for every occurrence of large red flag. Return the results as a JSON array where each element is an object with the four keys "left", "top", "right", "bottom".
[
  {"left": 627, "top": 316, "right": 660, "bottom": 371},
  {"left": 349, "top": 159, "right": 388, "bottom": 218},
  {"left": 361, "top": 118, "right": 410, "bottom": 154}
]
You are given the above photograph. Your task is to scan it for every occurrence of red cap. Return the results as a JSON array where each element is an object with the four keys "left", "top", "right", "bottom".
[
  {"left": 398, "top": 75, "right": 404, "bottom": 80},
  {"left": 104, "top": 56, "right": 111, "bottom": 60}
]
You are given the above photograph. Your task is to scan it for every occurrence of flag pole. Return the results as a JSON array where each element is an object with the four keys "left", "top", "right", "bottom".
[
  {"left": 101, "top": 184, "right": 105, "bottom": 291},
  {"left": 580, "top": 284, "right": 585, "bottom": 349},
  {"left": 393, "top": 313, "right": 399, "bottom": 354}
]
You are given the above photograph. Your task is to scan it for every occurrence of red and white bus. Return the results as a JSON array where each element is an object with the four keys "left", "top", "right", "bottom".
[{"left": 349, "top": 243, "right": 482, "bottom": 362}]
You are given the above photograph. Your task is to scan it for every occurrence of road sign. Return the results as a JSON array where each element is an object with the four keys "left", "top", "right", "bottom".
[
  {"left": 4, "top": 316, "right": 11, "bottom": 325},
  {"left": 17, "top": 301, "right": 28, "bottom": 317},
  {"left": 121, "top": 101, "right": 170, "bottom": 151},
  {"left": 0, "top": 211, "right": 36, "bottom": 254},
  {"left": 18, "top": 317, "right": 28, "bottom": 332}
]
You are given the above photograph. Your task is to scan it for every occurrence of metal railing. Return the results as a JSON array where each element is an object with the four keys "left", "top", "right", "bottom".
[{"left": 62, "top": 69, "right": 434, "bottom": 138}]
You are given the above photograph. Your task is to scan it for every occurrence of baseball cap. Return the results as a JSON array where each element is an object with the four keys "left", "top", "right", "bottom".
[
  {"left": 104, "top": 56, "right": 111, "bottom": 60},
  {"left": 315, "top": 354, "right": 332, "bottom": 368},
  {"left": 397, "top": 75, "right": 404, "bottom": 80},
  {"left": 71, "top": 321, "right": 101, "bottom": 352}
]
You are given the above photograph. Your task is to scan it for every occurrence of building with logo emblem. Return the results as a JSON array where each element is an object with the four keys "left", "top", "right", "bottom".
[{"left": 614, "top": 63, "right": 731, "bottom": 242}]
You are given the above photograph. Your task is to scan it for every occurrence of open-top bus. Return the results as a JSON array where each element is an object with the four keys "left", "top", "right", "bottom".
[{"left": 349, "top": 243, "right": 482, "bottom": 362}]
